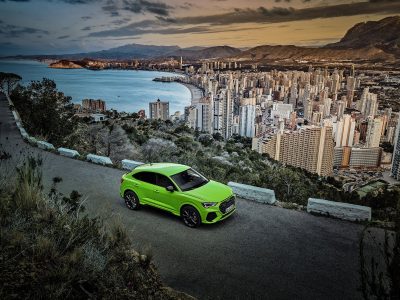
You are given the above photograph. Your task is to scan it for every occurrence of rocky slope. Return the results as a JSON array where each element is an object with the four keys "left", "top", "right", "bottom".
[{"left": 325, "top": 16, "right": 400, "bottom": 57}]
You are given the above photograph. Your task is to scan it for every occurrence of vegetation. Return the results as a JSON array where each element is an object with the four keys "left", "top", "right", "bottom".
[
  {"left": 0, "top": 72, "right": 22, "bottom": 96},
  {"left": 10, "top": 79, "right": 77, "bottom": 145},
  {"left": 0, "top": 156, "right": 192, "bottom": 299}
]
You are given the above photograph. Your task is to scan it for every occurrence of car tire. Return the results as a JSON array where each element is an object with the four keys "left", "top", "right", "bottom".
[
  {"left": 181, "top": 206, "right": 201, "bottom": 228},
  {"left": 124, "top": 190, "right": 140, "bottom": 210}
]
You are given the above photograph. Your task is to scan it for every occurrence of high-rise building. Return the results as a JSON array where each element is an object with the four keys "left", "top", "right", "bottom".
[
  {"left": 149, "top": 99, "right": 169, "bottom": 120},
  {"left": 391, "top": 121, "right": 400, "bottom": 180},
  {"left": 336, "top": 100, "right": 346, "bottom": 120},
  {"left": 365, "top": 117, "right": 383, "bottom": 148},
  {"left": 335, "top": 114, "right": 356, "bottom": 147},
  {"left": 82, "top": 99, "right": 106, "bottom": 112},
  {"left": 239, "top": 98, "right": 256, "bottom": 138},
  {"left": 358, "top": 88, "right": 378, "bottom": 117},
  {"left": 187, "top": 102, "right": 212, "bottom": 132},
  {"left": 254, "top": 123, "right": 334, "bottom": 176},
  {"left": 223, "top": 89, "right": 234, "bottom": 139}
]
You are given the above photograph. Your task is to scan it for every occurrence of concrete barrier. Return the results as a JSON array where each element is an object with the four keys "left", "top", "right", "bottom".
[
  {"left": 307, "top": 198, "right": 371, "bottom": 221},
  {"left": 228, "top": 182, "right": 276, "bottom": 204},
  {"left": 27, "top": 136, "right": 37, "bottom": 145},
  {"left": 37, "top": 141, "right": 55, "bottom": 150},
  {"left": 12, "top": 111, "right": 19, "bottom": 121},
  {"left": 19, "top": 128, "right": 28, "bottom": 139},
  {"left": 121, "top": 159, "right": 144, "bottom": 170},
  {"left": 87, "top": 154, "right": 113, "bottom": 165},
  {"left": 58, "top": 147, "right": 80, "bottom": 158}
]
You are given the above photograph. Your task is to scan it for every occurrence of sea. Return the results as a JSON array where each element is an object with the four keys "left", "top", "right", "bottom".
[{"left": 0, "top": 59, "right": 191, "bottom": 113}]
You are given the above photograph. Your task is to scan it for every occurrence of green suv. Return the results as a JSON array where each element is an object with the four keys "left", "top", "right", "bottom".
[{"left": 119, "top": 163, "right": 236, "bottom": 227}]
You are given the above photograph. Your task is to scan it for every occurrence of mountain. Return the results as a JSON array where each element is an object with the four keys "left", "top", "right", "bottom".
[
  {"left": 232, "top": 16, "right": 400, "bottom": 65},
  {"left": 48, "top": 44, "right": 181, "bottom": 60},
  {"left": 235, "top": 44, "right": 394, "bottom": 63},
  {"left": 324, "top": 16, "right": 400, "bottom": 57},
  {"left": 168, "top": 46, "right": 242, "bottom": 59}
]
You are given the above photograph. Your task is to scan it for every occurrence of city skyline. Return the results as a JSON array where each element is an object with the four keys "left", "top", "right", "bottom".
[{"left": 1, "top": 0, "right": 400, "bottom": 55}]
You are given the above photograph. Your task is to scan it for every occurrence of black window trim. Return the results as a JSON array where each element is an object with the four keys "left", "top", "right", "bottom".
[{"left": 133, "top": 171, "right": 179, "bottom": 191}]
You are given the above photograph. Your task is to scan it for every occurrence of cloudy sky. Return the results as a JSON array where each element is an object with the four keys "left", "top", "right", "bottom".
[{"left": 0, "top": 0, "right": 400, "bottom": 55}]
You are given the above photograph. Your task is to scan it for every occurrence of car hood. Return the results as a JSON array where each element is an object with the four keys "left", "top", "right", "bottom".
[{"left": 184, "top": 180, "right": 232, "bottom": 203}]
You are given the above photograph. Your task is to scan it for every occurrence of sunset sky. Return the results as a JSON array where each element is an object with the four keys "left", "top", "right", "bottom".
[{"left": 0, "top": 0, "right": 400, "bottom": 55}]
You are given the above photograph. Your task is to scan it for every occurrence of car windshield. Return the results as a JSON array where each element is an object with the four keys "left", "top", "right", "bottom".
[{"left": 171, "top": 168, "right": 209, "bottom": 191}]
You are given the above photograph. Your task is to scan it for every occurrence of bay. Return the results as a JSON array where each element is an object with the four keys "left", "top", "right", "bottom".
[{"left": 0, "top": 59, "right": 191, "bottom": 114}]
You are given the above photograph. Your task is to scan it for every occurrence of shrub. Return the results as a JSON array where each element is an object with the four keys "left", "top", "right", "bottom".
[{"left": 0, "top": 157, "right": 192, "bottom": 299}]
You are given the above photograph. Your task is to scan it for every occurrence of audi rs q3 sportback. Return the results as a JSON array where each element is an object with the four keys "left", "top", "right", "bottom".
[{"left": 120, "top": 163, "right": 236, "bottom": 227}]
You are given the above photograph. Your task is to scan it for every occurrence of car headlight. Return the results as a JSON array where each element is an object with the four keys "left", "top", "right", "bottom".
[{"left": 202, "top": 202, "right": 217, "bottom": 208}]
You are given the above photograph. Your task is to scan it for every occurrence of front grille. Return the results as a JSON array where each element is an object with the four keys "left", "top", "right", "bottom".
[{"left": 219, "top": 196, "right": 235, "bottom": 214}]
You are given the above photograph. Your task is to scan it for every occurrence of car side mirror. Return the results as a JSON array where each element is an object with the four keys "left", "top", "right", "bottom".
[{"left": 166, "top": 185, "right": 174, "bottom": 192}]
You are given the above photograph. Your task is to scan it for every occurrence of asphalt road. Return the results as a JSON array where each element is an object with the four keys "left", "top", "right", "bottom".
[{"left": 0, "top": 94, "right": 372, "bottom": 299}]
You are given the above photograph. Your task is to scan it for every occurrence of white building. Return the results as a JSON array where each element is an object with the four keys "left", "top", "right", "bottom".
[{"left": 239, "top": 98, "right": 256, "bottom": 138}]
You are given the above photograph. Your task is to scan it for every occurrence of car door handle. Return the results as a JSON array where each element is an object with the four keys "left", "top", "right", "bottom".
[{"left": 154, "top": 189, "right": 159, "bottom": 193}]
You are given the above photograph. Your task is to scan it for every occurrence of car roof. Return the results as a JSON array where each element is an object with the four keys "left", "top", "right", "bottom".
[{"left": 133, "top": 163, "right": 190, "bottom": 176}]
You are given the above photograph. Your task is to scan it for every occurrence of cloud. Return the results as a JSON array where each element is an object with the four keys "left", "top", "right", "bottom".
[
  {"left": 89, "top": 1, "right": 400, "bottom": 38},
  {"left": 81, "top": 26, "right": 92, "bottom": 31},
  {"left": 57, "top": 35, "right": 70, "bottom": 39},
  {"left": 172, "top": 1, "right": 400, "bottom": 26},
  {"left": 102, "top": 0, "right": 173, "bottom": 17},
  {"left": 81, "top": 16, "right": 92, "bottom": 20},
  {"left": 0, "top": 22, "right": 49, "bottom": 38}
]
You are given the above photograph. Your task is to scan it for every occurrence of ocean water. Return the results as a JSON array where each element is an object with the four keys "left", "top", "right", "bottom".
[{"left": 0, "top": 59, "right": 190, "bottom": 113}]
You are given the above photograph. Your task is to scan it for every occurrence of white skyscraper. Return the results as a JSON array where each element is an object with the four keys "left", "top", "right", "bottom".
[
  {"left": 335, "top": 114, "right": 356, "bottom": 147},
  {"left": 239, "top": 98, "right": 256, "bottom": 138},
  {"left": 358, "top": 87, "right": 378, "bottom": 117}
]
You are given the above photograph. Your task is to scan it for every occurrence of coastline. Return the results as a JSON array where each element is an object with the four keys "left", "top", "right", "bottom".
[{"left": 178, "top": 82, "right": 204, "bottom": 106}]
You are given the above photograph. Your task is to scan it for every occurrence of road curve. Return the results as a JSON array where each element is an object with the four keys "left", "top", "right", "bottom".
[{"left": 1, "top": 94, "right": 368, "bottom": 300}]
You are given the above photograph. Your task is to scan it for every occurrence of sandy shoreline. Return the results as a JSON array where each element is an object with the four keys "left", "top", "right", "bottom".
[{"left": 178, "top": 82, "right": 204, "bottom": 106}]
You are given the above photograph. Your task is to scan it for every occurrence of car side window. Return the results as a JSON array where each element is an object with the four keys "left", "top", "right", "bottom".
[
  {"left": 133, "top": 172, "right": 157, "bottom": 185},
  {"left": 156, "top": 174, "right": 175, "bottom": 189}
]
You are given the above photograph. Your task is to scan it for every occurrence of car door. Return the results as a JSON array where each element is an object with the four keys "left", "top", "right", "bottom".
[
  {"left": 132, "top": 171, "right": 157, "bottom": 205},
  {"left": 152, "top": 173, "right": 178, "bottom": 213}
]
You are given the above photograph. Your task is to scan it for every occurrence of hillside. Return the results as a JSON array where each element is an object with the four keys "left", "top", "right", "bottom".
[
  {"left": 325, "top": 16, "right": 400, "bottom": 57},
  {"left": 234, "top": 44, "right": 395, "bottom": 63}
]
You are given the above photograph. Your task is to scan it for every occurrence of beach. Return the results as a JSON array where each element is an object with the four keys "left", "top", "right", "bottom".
[{"left": 179, "top": 82, "right": 204, "bottom": 105}]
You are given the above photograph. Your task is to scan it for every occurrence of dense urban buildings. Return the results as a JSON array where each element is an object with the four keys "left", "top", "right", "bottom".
[{"left": 172, "top": 63, "right": 400, "bottom": 179}]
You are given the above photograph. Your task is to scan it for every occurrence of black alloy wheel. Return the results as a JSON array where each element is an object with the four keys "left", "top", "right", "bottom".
[
  {"left": 124, "top": 190, "right": 140, "bottom": 210},
  {"left": 181, "top": 206, "right": 201, "bottom": 228}
]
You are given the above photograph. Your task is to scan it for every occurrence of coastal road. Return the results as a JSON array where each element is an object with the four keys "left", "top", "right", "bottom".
[{"left": 0, "top": 94, "right": 372, "bottom": 300}]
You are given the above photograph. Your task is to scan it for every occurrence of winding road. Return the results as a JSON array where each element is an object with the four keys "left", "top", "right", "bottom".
[{"left": 0, "top": 94, "right": 373, "bottom": 300}]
